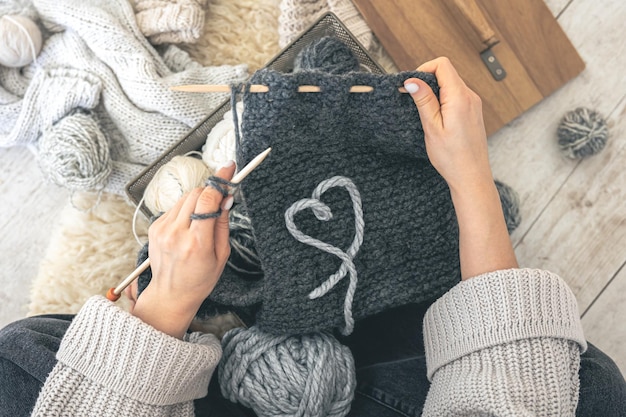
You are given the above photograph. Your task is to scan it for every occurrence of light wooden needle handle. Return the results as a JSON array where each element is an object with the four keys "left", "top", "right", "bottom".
[
  {"left": 450, "top": 0, "right": 499, "bottom": 48},
  {"left": 106, "top": 147, "right": 272, "bottom": 301}
]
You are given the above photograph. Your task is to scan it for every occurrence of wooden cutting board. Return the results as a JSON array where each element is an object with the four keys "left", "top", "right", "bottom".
[{"left": 352, "top": 0, "right": 585, "bottom": 135}]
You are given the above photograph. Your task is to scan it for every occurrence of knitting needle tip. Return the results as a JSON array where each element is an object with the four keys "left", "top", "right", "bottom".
[
  {"left": 231, "top": 147, "right": 271, "bottom": 184},
  {"left": 105, "top": 147, "right": 272, "bottom": 302}
]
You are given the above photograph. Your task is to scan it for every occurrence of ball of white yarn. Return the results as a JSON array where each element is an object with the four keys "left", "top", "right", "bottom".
[
  {"left": 202, "top": 101, "right": 243, "bottom": 172},
  {"left": 0, "top": 15, "right": 42, "bottom": 68},
  {"left": 144, "top": 155, "right": 211, "bottom": 214}
]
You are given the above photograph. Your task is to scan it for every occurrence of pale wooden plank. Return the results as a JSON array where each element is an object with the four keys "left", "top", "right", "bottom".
[
  {"left": 582, "top": 263, "right": 626, "bottom": 375},
  {"left": 512, "top": 96, "right": 626, "bottom": 311},
  {"left": 544, "top": 0, "right": 572, "bottom": 16},
  {"left": 0, "top": 147, "right": 68, "bottom": 328},
  {"left": 488, "top": 0, "right": 626, "bottom": 247}
]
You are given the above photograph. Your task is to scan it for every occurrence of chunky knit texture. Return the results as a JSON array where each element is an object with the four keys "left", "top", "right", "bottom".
[
  {"left": 30, "top": 269, "right": 586, "bottom": 416},
  {"left": 278, "top": 0, "right": 373, "bottom": 49},
  {"left": 31, "top": 296, "right": 221, "bottom": 416},
  {"left": 0, "top": 0, "right": 247, "bottom": 195},
  {"left": 422, "top": 268, "right": 587, "bottom": 416},
  {"left": 231, "top": 69, "right": 460, "bottom": 335},
  {"left": 132, "top": 0, "right": 209, "bottom": 45}
]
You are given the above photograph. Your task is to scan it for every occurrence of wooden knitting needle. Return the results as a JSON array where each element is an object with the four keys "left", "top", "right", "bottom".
[
  {"left": 171, "top": 84, "right": 410, "bottom": 94},
  {"left": 106, "top": 147, "right": 272, "bottom": 302}
]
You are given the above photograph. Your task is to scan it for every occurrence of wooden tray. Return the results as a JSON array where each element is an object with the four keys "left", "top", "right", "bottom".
[{"left": 352, "top": 0, "right": 585, "bottom": 135}]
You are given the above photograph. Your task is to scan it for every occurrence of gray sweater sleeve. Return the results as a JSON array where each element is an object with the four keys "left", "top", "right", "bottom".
[
  {"left": 31, "top": 296, "right": 222, "bottom": 417},
  {"left": 422, "top": 268, "right": 587, "bottom": 417}
]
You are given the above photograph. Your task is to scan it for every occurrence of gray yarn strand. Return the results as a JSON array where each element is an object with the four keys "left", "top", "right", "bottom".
[
  {"left": 285, "top": 176, "right": 364, "bottom": 335},
  {"left": 219, "top": 326, "right": 356, "bottom": 417}
]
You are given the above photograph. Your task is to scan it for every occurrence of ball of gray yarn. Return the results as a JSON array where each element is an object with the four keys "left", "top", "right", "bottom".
[
  {"left": 38, "top": 111, "right": 112, "bottom": 192},
  {"left": 219, "top": 326, "right": 356, "bottom": 417},
  {"left": 557, "top": 107, "right": 609, "bottom": 159},
  {"left": 293, "top": 36, "right": 360, "bottom": 74},
  {"left": 495, "top": 180, "right": 521, "bottom": 234}
]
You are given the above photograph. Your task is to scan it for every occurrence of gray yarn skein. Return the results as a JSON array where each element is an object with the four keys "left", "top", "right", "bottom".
[
  {"left": 285, "top": 176, "right": 364, "bottom": 336},
  {"left": 38, "top": 111, "right": 112, "bottom": 191},
  {"left": 293, "top": 36, "right": 360, "bottom": 74},
  {"left": 219, "top": 326, "right": 356, "bottom": 417},
  {"left": 495, "top": 180, "right": 521, "bottom": 234},
  {"left": 557, "top": 107, "right": 609, "bottom": 159}
]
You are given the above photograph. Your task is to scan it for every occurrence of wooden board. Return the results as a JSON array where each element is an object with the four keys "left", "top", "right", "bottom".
[{"left": 352, "top": 0, "right": 585, "bottom": 135}]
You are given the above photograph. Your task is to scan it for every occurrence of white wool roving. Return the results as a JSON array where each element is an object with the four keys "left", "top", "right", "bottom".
[
  {"left": 143, "top": 155, "right": 211, "bottom": 214},
  {"left": 202, "top": 101, "right": 243, "bottom": 172},
  {"left": 0, "top": 15, "right": 42, "bottom": 67}
]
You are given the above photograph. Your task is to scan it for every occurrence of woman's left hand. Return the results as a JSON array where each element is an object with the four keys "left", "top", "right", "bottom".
[{"left": 131, "top": 161, "right": 236, "bottom": 339}]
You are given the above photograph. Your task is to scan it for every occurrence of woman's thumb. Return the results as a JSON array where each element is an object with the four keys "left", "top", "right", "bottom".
[{"left": 404, "top": 78, "right": 440, "bottom": 131}]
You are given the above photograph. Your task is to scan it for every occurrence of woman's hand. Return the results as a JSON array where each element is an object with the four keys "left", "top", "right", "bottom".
[
  {"left": 404, "top": 57, "right": 492, "bottom": 196},
  {"left": 132, "top": 161, "right": 236, "bottom": 338},
  {"left": 404, "top": 58, "right": 518, "bottom": 280}
]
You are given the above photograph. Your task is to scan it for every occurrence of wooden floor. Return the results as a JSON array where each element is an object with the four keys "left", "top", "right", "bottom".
[{"left": 0, "top": 0, "right": 625, "bottom": 374}]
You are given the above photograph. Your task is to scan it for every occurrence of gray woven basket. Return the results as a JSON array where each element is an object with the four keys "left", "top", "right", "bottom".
[{"left": 126, "top": 12, "right": 385, "bottom": 217}]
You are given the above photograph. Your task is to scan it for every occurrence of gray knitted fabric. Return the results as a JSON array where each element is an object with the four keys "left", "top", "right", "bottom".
[{"left": 230, "top": 69, "right": 460, "bottom": 335}]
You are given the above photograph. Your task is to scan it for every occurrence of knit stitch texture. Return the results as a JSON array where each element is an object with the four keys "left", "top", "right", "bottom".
[
  {"left": 132, "top": 0, "right": 209, "bottom": 45},
  {"left": 231, "top": 69, "right": 460, "bottom": 334},
  {"left": 31, "top": 296, "right": 221, "bottom": 416},
  {"left": 278, "top": 0, "right": 373, "bottom": 49},
  {"left": 422, "top": 268, "right": 587, "bottom": 416}
]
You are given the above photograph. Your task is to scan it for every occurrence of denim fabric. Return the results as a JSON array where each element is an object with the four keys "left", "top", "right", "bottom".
[
  {"left": 0, "top": 314, "right": 73, "bottom": 417},
  {"left": 1, "top": 310, "right": 625, "bottom": 417}
]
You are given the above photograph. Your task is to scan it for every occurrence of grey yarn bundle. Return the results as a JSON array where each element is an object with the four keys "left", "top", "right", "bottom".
[
  {"left": 557, "top": 107, "right": 609, "bottom": 159},
  {"left": 293, "top": 36, "right": 360, "bottom": 74},
  {"left": 219, "top": 326, "right": 356, "bottom": 417},
  {"left": 495, "top": 180, "right": 521, "bottom": 234},
  {"left": 38, "top": 111, "right": 112, "bottom": 191}
]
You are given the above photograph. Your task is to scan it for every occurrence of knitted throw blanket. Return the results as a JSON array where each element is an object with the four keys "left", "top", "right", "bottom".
[
  {"left": 232, "top": 69, "right": 460, "bottom": 335},
  {"left": 0, "top": 0, "right": 247, "bottom": 194}
]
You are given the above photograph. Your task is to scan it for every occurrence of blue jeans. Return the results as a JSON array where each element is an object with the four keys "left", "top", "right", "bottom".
[{"left": 1, "top": 306, "right": 625, "bottom": 417}]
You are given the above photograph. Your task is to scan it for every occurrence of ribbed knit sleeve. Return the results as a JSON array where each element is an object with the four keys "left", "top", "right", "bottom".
[
  {"left": 31, "top": 296, "right": 221, "bottom": 417},
  {"left": 422, "top": 268, "right": 587, "bottom": 417}
]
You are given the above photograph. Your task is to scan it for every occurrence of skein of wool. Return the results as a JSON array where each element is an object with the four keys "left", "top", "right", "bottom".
[
  {"left": 0, "top": 14, "right": 42, "bottom": 67},
  {"left": 38, "top": 111, "right": 112, "bottom": 192},
  {"left": 495, "top": 180, "right": 521, "bottom": 234},
  {"left": 143, "top": 155, "right": 211, "bottom": 214},
  {"left": 219, "top": 326, "right": 356, "bottom": 417},
  {"left": 557, "top": 107, "right": 609, "bottom": 159},
  {"left": 293, "top": 36, "right": 360, "bottom": 74},
  {"left": 202, "top": 101, "right": 243, "bottom": 173}
]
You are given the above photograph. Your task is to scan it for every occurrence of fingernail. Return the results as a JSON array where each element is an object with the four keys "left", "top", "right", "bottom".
[
  {"left": 222, "top": 195, "right": 234, "bottom": 211},
  {"left": 404, "top": 82, "right": 419, "bottom": 94},
  {"left": 219, "top": 160, "right": 235, "bottom": 170}
]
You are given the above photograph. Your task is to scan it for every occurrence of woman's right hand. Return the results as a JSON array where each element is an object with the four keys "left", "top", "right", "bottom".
[
  {"left": 403, "top": 57, "right": 493, "bottom": 196},
  {"left": 404, "top": 57, "right": 518, "bottom": 280}
]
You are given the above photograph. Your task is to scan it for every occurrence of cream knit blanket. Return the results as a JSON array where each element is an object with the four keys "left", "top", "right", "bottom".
[{"left": 0, "top": 0, "right": 247, "bottom": 195}]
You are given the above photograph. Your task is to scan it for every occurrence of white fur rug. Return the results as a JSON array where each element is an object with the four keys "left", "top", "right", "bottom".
[{"left": 28, "top": 0, "right": 395, "bottom": 316}]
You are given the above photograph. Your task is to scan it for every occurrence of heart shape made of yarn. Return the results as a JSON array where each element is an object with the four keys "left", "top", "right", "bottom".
[{"left": 284, "top": 175, "right": 364, "bottom": 335}]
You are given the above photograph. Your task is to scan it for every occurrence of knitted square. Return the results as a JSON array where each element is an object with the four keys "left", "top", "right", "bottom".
[{"left": 236, "top": 69, "right": 460, "bottom": 335}]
